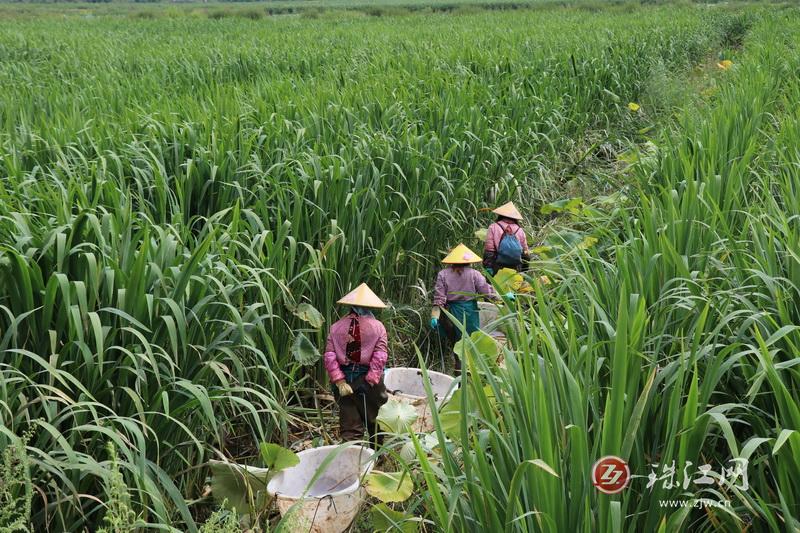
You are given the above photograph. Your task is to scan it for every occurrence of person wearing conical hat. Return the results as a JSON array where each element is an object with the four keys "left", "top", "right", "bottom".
[
  {"left": 483, "top": 201, "right": 530, "bottom": 274},
  {"left": 430, "top": 244, "right": 498, "bottom": 372},
  {"left": 323, "top": 283, "right": 389, "bottom": 446}
]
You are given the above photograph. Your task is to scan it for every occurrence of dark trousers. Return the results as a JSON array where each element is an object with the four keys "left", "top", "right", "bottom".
[
  {"left": 334, "top": 373, "right": 388, "bottom": 447},
  {"left": 439, "top": 313, "right": 462, "bottom": 371}
]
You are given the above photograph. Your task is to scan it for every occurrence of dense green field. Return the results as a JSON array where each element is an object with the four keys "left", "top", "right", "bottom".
[
  {"left": 1, "top": 1, "right": 799, "bottom": 531},
  {"left": 0, "top": 0, "right": 647, "bottom": 20}
]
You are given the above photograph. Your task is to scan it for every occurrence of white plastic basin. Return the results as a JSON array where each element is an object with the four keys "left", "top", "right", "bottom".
[
  {"left": 267, "top": 445, "right": 375, "bottom": 533},
  {"left": 384, "top": 368, "right": 456, "bottom": 432},
  {"left": 479, "top": 301, "right": 500, "bottom": 330}
]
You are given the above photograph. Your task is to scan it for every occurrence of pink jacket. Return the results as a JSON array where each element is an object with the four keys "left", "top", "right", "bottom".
[
  {"left": 484, "top": 221, "right": 529, "bottom": 254},
  {"left": 323, "top": 313, "right": 388, "bottom": 385},
  {"left": 433, "top": 266, "right": 496, "bottom": 307}
]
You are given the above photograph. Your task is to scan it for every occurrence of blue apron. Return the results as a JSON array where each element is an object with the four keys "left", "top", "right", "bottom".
[{"left": 440, "top": 300, "right": 480, "bottom": 341}]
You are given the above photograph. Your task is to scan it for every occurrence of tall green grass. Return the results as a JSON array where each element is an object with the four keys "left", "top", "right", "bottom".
[
  {"left": 0, "top": 3, "right": 779, "bottom": 531},
  {"left": 410, "top": 8, "right": 800, "bottom": 532}
]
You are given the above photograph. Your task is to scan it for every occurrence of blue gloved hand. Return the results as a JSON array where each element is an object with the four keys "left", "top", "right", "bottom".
[
  {"left": 504, "top": 292, "right": 516, "bottom": 301},
  {"left": 486, "top": 267, "right": 494, "bottom": 276},
  {"left": 430, "top": 317, "right": 439, "bottom": 330}
]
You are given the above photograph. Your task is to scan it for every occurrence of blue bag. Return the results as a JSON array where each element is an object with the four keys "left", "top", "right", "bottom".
[{"left": 496, "top": 223, "right": 523, "bottom": 266}]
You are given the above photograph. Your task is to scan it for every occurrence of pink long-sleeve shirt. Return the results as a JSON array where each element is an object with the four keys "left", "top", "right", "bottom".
[
  {"left": 433, "top": 266, "right": 496, "bottom": 307},
  {"left": 484, "top": 221, "right": 529, "bottom": 254},
  {"left": 323, "top": 313, "right": 388, "bottom": 385}
]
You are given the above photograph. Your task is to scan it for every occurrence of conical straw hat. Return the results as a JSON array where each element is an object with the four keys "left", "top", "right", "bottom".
[
  {"left": 442, "top": 244, "right": 482, "bottom": 264},
  {"left": 492, "top": 201, "right": 523, "bottom": 220},
  {"left": 337, "top": 283, "right": 387, "bottom": 309}
]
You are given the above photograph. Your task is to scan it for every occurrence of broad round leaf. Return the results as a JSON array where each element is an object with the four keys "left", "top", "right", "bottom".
[
  {"left": 292, "top": 332, "right": 320, "bottom": 366},
  {"left": 371, "top": 502, "right": 420, "bottom": 532},
  {"left": 293, "top": 303, "right": 324, "bottom": 329},
  {"left": 577, "top": 235, "right": 599, "bottom": 250},
  {"left": 493, "top": 267, "right": 531, "bottom": 293},
  {"left": 209, "top": 460, "right": 270, "bottom": 514},
  {"left": 438, "top": 386, "right": 498, "bottom": 441},
  {"left": 365, "top": 470, "right": 414, "bottom": 503},
  {"left": 540, "top": 197, "right": 584, "bottom": 215},
  {"left": 377, "top": 400, "right": 418, "bottom": 434},
  {"left": 453, "top": 330, "right": 501, "bottom": 360},
  {"left": 259, "top": 442, "right": 299, "bottom": 472},
  {"left": 437, "top": 388, "right": 464, "bottom": 438},
  {"left": 399, "top": 439, "right": 417, "bottom": 462}
]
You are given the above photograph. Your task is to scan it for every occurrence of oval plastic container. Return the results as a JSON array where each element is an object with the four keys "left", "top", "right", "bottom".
[
  {"left": 478, "top": 301, "right": 500, "bottom": 330},
  {"left": 384, "top": 368, "right": 456, "bottom": 432},
  {"left": 267, "top": 445, "right": 375, "bottom": 533}
]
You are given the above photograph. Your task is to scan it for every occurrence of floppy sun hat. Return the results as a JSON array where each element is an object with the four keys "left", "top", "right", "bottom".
[
  {"left": 442, "top": 244, "right": 482, "bottom": 265},
  {"left": 337, "top": 283, "right": 387, "bottom": 309},
  {"left": 492, "top": 201, "right": 523, "bottom": 221}
]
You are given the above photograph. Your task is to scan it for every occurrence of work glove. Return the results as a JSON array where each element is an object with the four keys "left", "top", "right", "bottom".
[
  {"left": 430, "top": 317, "right": 439, "bottom": 330},
  {"left": 336, "top": 381, "right": 353, "bottom": 397},
  {"left": 504, "top": 292, "right": 516, "bottom": 301},
  {"left": 486, "top": 267, "right": 495, "bottom": 276}
]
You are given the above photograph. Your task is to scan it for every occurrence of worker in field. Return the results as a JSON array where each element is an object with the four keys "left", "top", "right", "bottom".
[
  {"left": 431, "top": 244, "right": 506, "bottom": 372},
  {"left": 323, "top": 283, "right": 389, "bottom": 447},
  {"left": 482, "top": 201, "right": 530, "bottom": 274}
]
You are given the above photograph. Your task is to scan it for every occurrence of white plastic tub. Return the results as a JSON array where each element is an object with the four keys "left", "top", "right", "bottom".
[
  {"left": 266, "top": 445, "right": 375, "bottom": 533},
  {"left": 384, "top": 368, "right": 456, "bottom": 432},
  {"left": 479, "top": 301, "right": 500, "bottom": 330}
]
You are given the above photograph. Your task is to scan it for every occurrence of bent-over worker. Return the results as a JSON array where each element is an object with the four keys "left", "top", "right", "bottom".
[
  {"left": 430, "top": 244, "right": 502, "bottom": 371},
  {"left": 323, "top": 283, "right": 389, "bottom": 447},
  {"left": 483, "top": 201, "right": 530, "bottom": 274}
]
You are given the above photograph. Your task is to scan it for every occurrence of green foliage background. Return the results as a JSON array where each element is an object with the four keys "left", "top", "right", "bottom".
[{"left": 0, "top": 1, "right": 798, "bottom": 531}]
